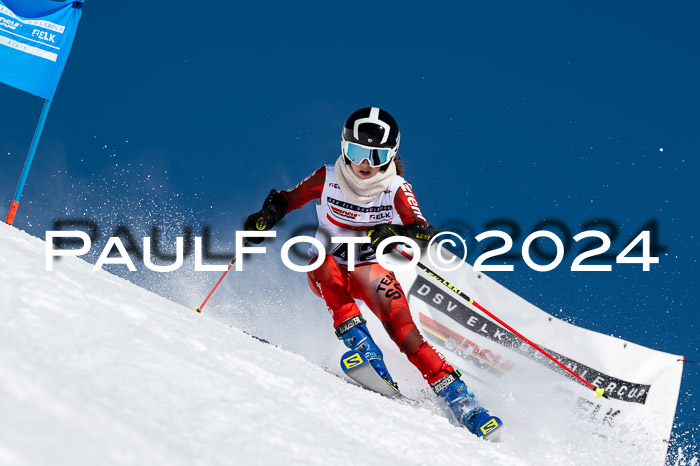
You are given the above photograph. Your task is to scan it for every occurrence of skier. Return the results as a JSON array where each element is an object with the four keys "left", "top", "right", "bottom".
[{"left": 243, "top": 107, "right": 503, "bottom": 439}]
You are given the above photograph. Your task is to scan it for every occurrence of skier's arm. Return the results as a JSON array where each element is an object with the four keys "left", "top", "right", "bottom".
[
  {"left": 243, "top": 167, "right": 325, "bottom": 243},
  {"left": 276, "top": 166, "right": 326, "bottom": 213}
]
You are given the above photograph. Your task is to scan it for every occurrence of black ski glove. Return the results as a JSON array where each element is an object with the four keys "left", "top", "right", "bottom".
[
  {"left": 242, "top": 189, "right": 288, "bottom": 244},
  {"left": 404, "top": 223, "right": 440, "bottom": 246},
  {"left": 367, "top": 224, "right": 404, "bottom": 251},
  {"left": 367, "top": 223, "right": 440, "bottom": 252},
  {"left": 243, "top": 210, "right": 277, "bottom": 244}
]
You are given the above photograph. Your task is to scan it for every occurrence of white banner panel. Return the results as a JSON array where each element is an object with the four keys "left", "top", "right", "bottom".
[{"left": 391, "top": 244, "right": 683, "bottom": 464}]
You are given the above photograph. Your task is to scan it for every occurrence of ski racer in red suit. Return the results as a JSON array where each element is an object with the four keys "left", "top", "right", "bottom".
[{"left": 244, "top": 107, "right": 503, "bottom": 439}]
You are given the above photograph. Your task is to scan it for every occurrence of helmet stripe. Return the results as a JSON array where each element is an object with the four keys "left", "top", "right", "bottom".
[{"left": 353, "top": 107, "right": 391, "bottom": 144}]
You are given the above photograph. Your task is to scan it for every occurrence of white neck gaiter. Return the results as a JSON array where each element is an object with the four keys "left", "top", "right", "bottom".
[{"left": 334, "top": 154, "right": 397, "bottom": 205}]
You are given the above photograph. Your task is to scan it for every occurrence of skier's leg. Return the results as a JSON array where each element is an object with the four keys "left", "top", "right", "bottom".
[
  {"left": 349, "top": 263, "right": 503, "bottom": 439},
  {"left": 306, "top": 254, "right": 360, "bottom": 327},
  {"left": 306, "top": 255, "right": 392, "bottom": 381},
  {"left": 349, "top": 263, "right": 453, "bottom": 384}
]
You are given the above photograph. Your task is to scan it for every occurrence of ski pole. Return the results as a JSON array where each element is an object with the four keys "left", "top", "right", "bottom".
[
  {"left": 194, "top": 240, "right": 249, "bottom": 313},
  {"left": 395, "top": 248, "right": 607, "bottom": 398}
]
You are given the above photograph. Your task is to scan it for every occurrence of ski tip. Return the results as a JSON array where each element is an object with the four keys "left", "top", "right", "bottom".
[{"left": 595, "top": 387, "right": 605, "bottom": 397}]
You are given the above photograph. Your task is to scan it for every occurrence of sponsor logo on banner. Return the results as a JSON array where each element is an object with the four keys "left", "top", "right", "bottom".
[
  {"left": 0, "top": 1, "right": 83, "bottom": 99},
  {"left": 0, "top": 5, "right": 65, "bottom": 62},
  {"left": 419, "top": 313, "right": 516, "bottom": 375},
  {"left": 409, "top": 275, "right": 651, "bottom": 404},
  {"left": 0, "top": 16, "right": 19, "bottom": 30}
]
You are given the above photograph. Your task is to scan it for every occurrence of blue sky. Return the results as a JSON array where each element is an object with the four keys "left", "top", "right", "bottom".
[{"left": 1, "top": 0, "right": 698, "bottom": 451}]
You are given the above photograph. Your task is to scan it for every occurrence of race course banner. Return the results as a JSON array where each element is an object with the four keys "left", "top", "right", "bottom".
[{"left": 390, "top": 244, "right": 684, "bottom": 464}]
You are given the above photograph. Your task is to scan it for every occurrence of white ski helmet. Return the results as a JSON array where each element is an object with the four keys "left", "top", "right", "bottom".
[{"left": 341, "top": 107, "right": 400, "bottom": 167}]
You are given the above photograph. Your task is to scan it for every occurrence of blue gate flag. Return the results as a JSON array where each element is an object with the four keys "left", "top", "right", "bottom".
[{"left": 0, "top": 0, "right": 83, "bottom": 99}]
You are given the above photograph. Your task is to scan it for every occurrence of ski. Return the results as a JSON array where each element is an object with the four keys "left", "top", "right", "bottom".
[
  {"left": 340, "top": 350, "right": 405, "bottom": 399},
  {"left": 340, "top": 350, "right": 504, "bottom": 441}
]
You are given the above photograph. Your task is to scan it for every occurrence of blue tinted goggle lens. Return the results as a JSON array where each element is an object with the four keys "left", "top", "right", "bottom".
[{"left": 345, "top": 143, "right": 390, "bottom": 167}]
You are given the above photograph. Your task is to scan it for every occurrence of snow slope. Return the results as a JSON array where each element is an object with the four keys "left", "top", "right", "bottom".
[
  {"left": 0, "top": 223, "right": 695, "bottom": 465},
  {"left": 0, "top": 223, "right": 521, "bottom": 465}
]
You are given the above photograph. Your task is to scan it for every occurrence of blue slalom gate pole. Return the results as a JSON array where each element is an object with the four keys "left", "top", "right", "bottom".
[{"left": 5, "top": 98, "right": 52, "bottom": 225}]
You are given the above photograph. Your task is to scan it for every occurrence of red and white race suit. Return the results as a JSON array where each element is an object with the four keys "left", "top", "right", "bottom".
[{"left": 278, "top": 163, "right": 454, "bottom": 385}]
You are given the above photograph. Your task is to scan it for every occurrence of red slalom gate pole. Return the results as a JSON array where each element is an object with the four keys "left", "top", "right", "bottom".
[
  {"left": 395, "top": 248, "right": 606, "bottom": 398},
  {"left": 468, "top": 294, "right": 604, "bottom": 395},
  {"left": 194, "top": 241, "right": 249, "bottom": 313}
]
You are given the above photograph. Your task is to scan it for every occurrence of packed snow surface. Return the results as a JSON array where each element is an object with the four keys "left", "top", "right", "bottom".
[{"left": 0, "top": 223, "right": 694, "bottom": 465}]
